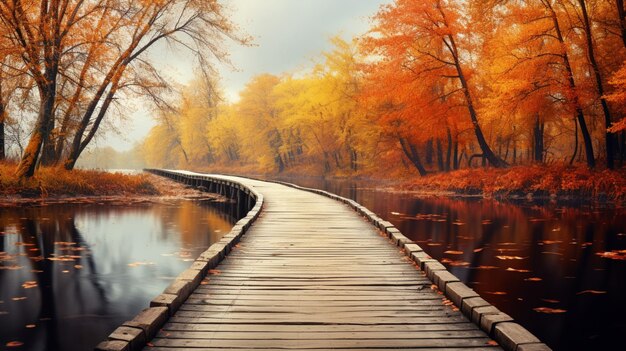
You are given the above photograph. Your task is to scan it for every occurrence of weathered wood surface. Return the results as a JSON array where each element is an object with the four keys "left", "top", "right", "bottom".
[{"left": 145, "top": 175, "right": 501, "bottom": 350}]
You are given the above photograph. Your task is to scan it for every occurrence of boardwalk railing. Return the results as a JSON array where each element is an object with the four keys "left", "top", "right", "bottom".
[{"left": 96, "top": 170, "right": 550, "bottom": 351}]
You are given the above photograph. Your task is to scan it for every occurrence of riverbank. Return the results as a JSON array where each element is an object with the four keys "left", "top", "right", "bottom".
[
  {"left": 402, "top": 165, "right": 626, "bottom": 202},
  {"left": 0, "top": 162, "right": 220, "bottom": 207},
  {"left": 193, "top": 163, "right": 626, "bottom": 202}
]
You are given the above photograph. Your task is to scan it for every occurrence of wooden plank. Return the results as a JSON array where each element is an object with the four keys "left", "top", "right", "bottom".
[{"left": 141, "top": 175, "right": 501, "bottom": 351}]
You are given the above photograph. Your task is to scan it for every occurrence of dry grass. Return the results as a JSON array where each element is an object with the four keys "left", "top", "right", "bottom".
[
  {"left": 404, "top": 164, "right": 626, "bottom": 200},
  {"left": 0, "top": 161, "right": 158, "bottom": 198}
]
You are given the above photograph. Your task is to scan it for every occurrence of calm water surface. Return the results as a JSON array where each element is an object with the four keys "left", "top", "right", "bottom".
[
  {"left": 276, "top": 176, "right": 626, "bottom": 351},
  {"left": 0, "top": 199, "right": 238, "bottom": 351}
]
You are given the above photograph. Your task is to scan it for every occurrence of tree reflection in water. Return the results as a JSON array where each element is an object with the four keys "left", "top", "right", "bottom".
[
  {"left": 0, "top": 199, "right": 237, "bottom": 351},
  {"left": 278, "top": 176, "right": 626, "bottom": 351}
]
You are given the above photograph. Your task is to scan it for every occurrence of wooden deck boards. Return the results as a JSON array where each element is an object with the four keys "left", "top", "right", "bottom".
[{"left": 146, "top": 177, "right": 500, "bottom": 350}]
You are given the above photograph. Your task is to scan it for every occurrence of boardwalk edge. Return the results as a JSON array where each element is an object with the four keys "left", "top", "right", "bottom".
[
  {"left": 271, "top": 179, "right": 552, "bottom": 351},
  {"left": 94, "top": 169, "right": 264, "bottom": 351}
]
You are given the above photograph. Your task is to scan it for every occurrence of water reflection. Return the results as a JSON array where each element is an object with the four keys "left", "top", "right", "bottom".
[
  {"left": 0, "top": 200, "right": 237, "bottom": 351},
  {"left": 278, "top": 176, "right": 626, "bottom": 351}
]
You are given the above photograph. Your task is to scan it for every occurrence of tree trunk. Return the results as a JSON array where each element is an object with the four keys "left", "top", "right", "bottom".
[
  {"left": 16, "top": 83, "right": 57, "bottom": 178},
  {"left": 0, "top": 99, "right": 5, "bottom": 161},
  {"left": 579, "top": 0, "right": 615, "bottom": 169},
  {"left": 617, "top": 0, "right": 626, "bottom": 47},
  {"left": 446, "top": 34, "right": 507, "bottom": 168},
  {"left": 436, "top": 138, "right": 445, "bottom": 171},
  {"left": 570, "top": 117, "right": 579, "bottom": 165},
  {"left": 546, "top": 1, "right": 595, "bottom": 168},
  {"left": 399, "top": 137, "right": 427, "bottom": 176},
  {"left": 425, "top": 139, "right": 434, "bottom": 166},
  {"left": 445, "top": 128, "right": 452, "bottom": 171},
  {"left": 533, "top": 114, "right": 544, "bottom": 163},
  {"left": 453, "top": 139, "right": 459, "bottom": 170}
]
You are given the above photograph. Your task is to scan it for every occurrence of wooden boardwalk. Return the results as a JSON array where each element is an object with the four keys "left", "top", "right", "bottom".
[{"left": 144, "top": 175, "right": 502, "bottom": 350}]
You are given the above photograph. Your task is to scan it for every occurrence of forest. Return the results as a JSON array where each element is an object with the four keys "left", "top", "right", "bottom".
[
  {"left": 140, "top": 0, "right": 626, "bottom": 178},
  {"left": 1, "top": 0, "right": 626, "bottom": 182}
]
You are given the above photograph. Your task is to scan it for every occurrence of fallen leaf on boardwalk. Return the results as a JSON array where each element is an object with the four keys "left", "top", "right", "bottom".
[
  {"left": 496, "top": 255, "right": 525, "bottom": 260},
  {"left": 595, "top": 250, "right": 626, "bottom": 260},
  {"left": 576, "top": 290, "right": 607, "bottom": 295},
  {"left": 473, "top": 248, "right": 484, "bottom": 253},
  {"left": 208, "top": 269, "right": 221, "bottom": 275},
  {"left": 506, "top": 267, "right": 531, "bottom": 273},
  {"left": 487, "top": 340, "right": 499, "bottom": 346},
  {"left": 444, "top": 250, "right": 463, "bottom": 255},
  {"left": 486, "top": 291, "right": 507, "bottom": 295},
  {"left": 525, "top": 277, "right": 542, "bottom": 282},
  {"left": 6, "top": 341, "right": 24, "bottom": 347},
  {"left": 534, "top": 307, "right": 566, "bottom": 314}
]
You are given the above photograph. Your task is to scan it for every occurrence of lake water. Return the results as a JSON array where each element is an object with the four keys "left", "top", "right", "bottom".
[
  {"left": 2, "top": 176, "right": 624, "bottom": 351},
  {"left": 275, "top": 176, "right": 626, "bottom": 351},
  {"left": 0, "top": 199, "right": 238, "bottom": 351}
]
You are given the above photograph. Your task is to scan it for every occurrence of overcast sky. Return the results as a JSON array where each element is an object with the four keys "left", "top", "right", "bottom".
[{"left": 100, "top": 0, "right": 391, "bottom": 152}]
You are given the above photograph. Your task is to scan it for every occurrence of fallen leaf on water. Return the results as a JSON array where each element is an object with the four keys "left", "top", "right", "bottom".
[
  {"left": 496, "top": 256, "right": 525, "bottom": 260},
  {"left": 596, "top": 250, "right": 626, "bottom": 260},
  {"left": 576, "top": 290, "right": 607, "bottom": 295},
  {"left": 541, "top": 299, "right": 560, "bottom": 303},
  {"left": 0, "top": 266, "right": 23, "bottom": 270},
  {"left": 486, "top": 291, "right": 507, "bottom": 295},
  {"left": 74, "top": 265, "right": 82, "bottom": 269},
  {"left": 12, "top": 297, "right": 27, "bottom": 301},
  {"left": 473, "top": 248, "right": 484, "bottom": 253},
  {"left": 452, "top": 221, "right": 465, "bottom": 226},
  {"left": 21, "top": 281, "right": 37, "bottom": 289},
  {"left": 525, "top": 277, "right": 543, "bottom": 282},
  {"left": 444, "top": 250, "right": 463, "bottom": 255},
  {"left": 6, "top": 341, "right": 24, "bottom": 347},
  {"left": 427, "top": 242, "right": 442, "bottom": 246},
  {"left": 534, "top": 307, "right": 566, "bottom": 314},
  {"left": 471, "top": 265, "right": 499, "bottom": 270},
  {"left": 390, "top": 212, "right": 401, "bottom": 215},
  {"left": 449, "top": 261, "right": 470, "bottom": 267},
  {"left": 541, "top": 240, "right": 563, "bottom": 244},
  {"left": 506, "top": 267, "right": 531, "bottom": 273},
  {"left": 25, "top": 324, "right": 36, "bottom": 328}
]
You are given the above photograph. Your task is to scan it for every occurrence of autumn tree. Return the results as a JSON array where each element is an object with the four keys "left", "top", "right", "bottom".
[
  {"left": 0, "top": 0, "right": 246, "bottom": 177},
  {"left": 363, "top": 0, "right": 507, "bottom": 169}
]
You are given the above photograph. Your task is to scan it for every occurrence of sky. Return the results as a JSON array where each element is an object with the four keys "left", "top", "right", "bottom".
[{"left": 100, "top": 0, "right": 391, "bottom": 152}]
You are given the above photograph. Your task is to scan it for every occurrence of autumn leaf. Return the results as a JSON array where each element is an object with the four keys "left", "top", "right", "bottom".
[
  {"left": 534, "top": 307, "right": 567, "bottom": 314},
  {"left": 6, "top": 341, "right": 24, "bottom": 347},
  {"left": 576, "top": 290, "right": 607, "bottom": 295}
]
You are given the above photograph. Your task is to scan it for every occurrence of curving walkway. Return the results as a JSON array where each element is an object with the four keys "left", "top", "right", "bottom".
[{"left": 144, "top": 175, "right": 503, "bottom": 350}]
